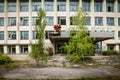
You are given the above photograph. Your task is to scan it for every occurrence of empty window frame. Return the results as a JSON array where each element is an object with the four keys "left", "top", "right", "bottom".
[
  {"left": 118, "top": 18, "right": 120, "bottom": 26},
  {"left": 85, "top": 17, "right": 91, "bottom": 25},
  {"left": 8, "top": 17, "right": 16, "bottom": 26},
  {"left": 20, "top": 17, "right": 29, "bottom": 26},
  {"left": 0, "top": 31, "right": 4, "bottom": 40},
  {"left": 20, "top": 31, "right": 29, "bottom": 40},
  {"left": 32, "top": 31, "right": 37, "bottom": 39},
  {"left": 32, "top": 0, "right": 41, "bottom": 11},
  {"left": 107, "top": 44, "right": 115, "bottom": 50},
  {"left": 0, "top": 0, "right": 4, "bottom": 12},
  {"left": 0, "top": 18, "right": 4, "bottom": 26},
  {"left": 70, "top": 17, "right": 75, "bottom": 25},
  {"left": 45, "top": 0, "right": 53, "bottom": 11},
  {"left": 20, "top": 0, "right": 29, "bottom": 12},
  {"left": 0, "top": 45, "right": 3, "bottom": 53},
  {"left": 107, "top": 17, "right": 114, "bottom": 26},
  {"left": 94, "top": 0, "right": 102, "bottom": 12},
  {"left": 8, "top": 31, "right": 16, "bottom": 40},
  {"left": 95, "top": 17, "right": 103, "bottom": 26},
  {"left": 58, "top": 17, "right": 66, "bottom": 25},
  {"left": 8, "top": 0, "right": 16, "bottom": 12},
  {"left": 70, "top": 0, "right": 79, "bottom": 11},
  {"left": 118, "top": 0, "right": 120, "bottom": 12},
  {"left": 57, "top": 0, "right": 66, "bottom": 11},
  {"left": 8, "top": 45, "right": 16, "bottom": 54},
  {"left": 20, "top": 45, "right": 28, "bottom": 53},
  {"left": 82, "top": 0, "right": 90, "bottom": 12},
  {"left": 46, "top": 17, "right": 53, "bottom": 25},
  {"left": 106, "top": 0, "right": 114, "bottom": 12},
  {"left": 32, "top": 17, "right": 37, "bottom": 26}
]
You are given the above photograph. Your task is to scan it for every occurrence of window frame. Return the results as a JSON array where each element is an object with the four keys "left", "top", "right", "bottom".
[
  {"left": 20, "top": 31, "right": 29, "bottom": 40},
  {"left": 45, "top": 0, "right": 54, "bottom": 11},
  {"left": 8, "top": 31, "right": 16, "bottom": 40},
  {"left": 20, "top": 0, "right": 29, "bottom": 12},
  {"left": 107, "top": 17, "right": 114, "bottom": 26},
  {"left": 0, "top": 31, "right": 4, "bottom": 40},
  {"left": 95, "top": 17, "right": 103, "bottom": 26},
  {"left": 8, "top": 0, "right": 16, "bottom": 12},
  {"left": 8, "top": 17, "right": 16, "bottom": 26},
  {"left": 94, "top": 0, "right": 103, "bottom": 12},
  {"left": 0, "top": 18, "right": 4, "bottom": 26}
]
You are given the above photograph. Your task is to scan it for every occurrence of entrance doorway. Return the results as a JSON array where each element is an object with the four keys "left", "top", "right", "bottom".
[{"left": 55, "top": 44, "right": 64, "bottom": 54}]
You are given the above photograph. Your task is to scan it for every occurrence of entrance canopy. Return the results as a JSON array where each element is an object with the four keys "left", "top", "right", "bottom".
[{"left": 49, "top": 31, "right": 114, "bottom": 43}]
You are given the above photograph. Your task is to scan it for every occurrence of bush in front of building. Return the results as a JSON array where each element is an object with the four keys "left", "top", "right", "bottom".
[
  {"left": 102, "top": 50, "right": 118, "bottom": 55},
  {"left": 0, "top": 53, "right": 13, "bottom": 65}
]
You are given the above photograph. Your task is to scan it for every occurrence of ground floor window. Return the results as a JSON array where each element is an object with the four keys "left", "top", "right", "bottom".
[
  {"left": 8, "top": 45, "right": 16, "bottom": 54},
  {"left": 20, "top": 45, "right": 28, "bottom": 54},
  {"left": 0, "top": 45, "right": 3, "bottom": 53},
  {"left": 107, "top": 44, "right": 115, "bottom": 50}
]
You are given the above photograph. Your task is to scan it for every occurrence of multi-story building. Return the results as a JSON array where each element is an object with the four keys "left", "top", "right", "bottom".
[{"left": 0, "top": 0, "right": 119, "bottom": 55}]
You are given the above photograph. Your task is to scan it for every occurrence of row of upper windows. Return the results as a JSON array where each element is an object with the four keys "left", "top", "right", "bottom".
[
  {"left": 0, "top": 0, "right": 120, "bottom": 12},
  {"left": 0, "top": 17, "right": 120, "bottom": 26}
]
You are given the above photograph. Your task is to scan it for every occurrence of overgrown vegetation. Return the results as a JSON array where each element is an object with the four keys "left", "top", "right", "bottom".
[
  {"left": 64, "top": 8, "right": 95, "bottom": 64},
  {"left": 0, "top": 53, "right": 13, "bottom": 65},
  {"left": 102, "top": 50, "right": 118, "bottom": 55},
  {"left": 30, "top": 8, "right": 49, "bottom": 63}
]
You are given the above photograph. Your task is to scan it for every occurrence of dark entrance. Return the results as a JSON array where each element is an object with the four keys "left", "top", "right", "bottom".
[{"left": 55, "top": 44, "right": 65, "bottom": 54}]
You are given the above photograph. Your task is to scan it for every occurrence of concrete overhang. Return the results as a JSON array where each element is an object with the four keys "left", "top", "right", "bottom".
[{"left": 49, "top": 31, "right": 114, "bottom": 43}]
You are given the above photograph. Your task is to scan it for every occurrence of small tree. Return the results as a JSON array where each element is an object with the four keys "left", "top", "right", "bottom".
[
  {"left": 30, "top": 8, "right": 48, "bottom": 63},
  {"left": 64, "top": 8, "right": 95, "bottom": 63}
]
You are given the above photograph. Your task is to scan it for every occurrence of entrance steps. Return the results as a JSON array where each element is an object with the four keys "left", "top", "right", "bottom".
[{"left": 48, "top": 54, "right": 70, "bottom": 67}]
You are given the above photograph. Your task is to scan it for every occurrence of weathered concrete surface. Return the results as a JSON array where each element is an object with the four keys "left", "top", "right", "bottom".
[{"left": 3, "top": 66, "right": 120, "bottom": 79}]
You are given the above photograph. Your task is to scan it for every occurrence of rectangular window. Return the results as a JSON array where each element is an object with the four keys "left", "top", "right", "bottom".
[
  {"left": 8, "top": 31, "right": 16, "bottom": 40},
  {"left": 57, "top": 0, "right": 66, "bottom": 11},
  {"left": 8, "top": 45, "right": 16, "bottom": 54},
  {"left": 107, "top": 44, "right": 115, "bottom": 50},
  {"left": 95, "top": 17, "right": 103, "bottom": 26},
  {"left": 8, "top": 0, "right": 16, "bottom": 12},
  {"left": 45, "top": 31, "right": 53, "bottom": 39},
  {"left": 85, "top": 17, "right": 91, "bottom": 25},
  {"left": 46, "top": 17, "right": 53, "bottom": 25},
  {"left": 0, "top": 45, "right": 3, "bottom": 53},
  {"left": 118, "top": 0, "right": 120, "bottom": 12},
  {"left": 20, "top": 45, "right": 28, "bottom": 53},
  {"left": 8, "top": 17, "right": 16, "bottom": 26},
  {"left": 70, "top": 0, "right": 79, "bottom": 11},
  {"left": 20, "top": 17, "right": 29, "bottom": 26},
  {"left": 32, "top": 31, "right": 37, "bottom": 39},
  {"left": 20, "top": 31, "right": 29, "bottom": 40},
  {"left": 0, "top": 31, "right": 4, "bottom": 40},
  {"left": 106, "top": 0, "right": 114, "bottom": 12},
  {"left": 118, "top": 31, "right": 120, "bottom": 39},
  {"left": 0, "top": 0, "right": 4, "bottom": 12},
  {"left": 94, "top": 0, "right": 102, "bottom": 12},
  {"left": 118, "top": 18, "right": 120, "bottom": 26},
  {"left": 0, "top": 18, "right": 4, "bottom": 26},
  {"left": 82, "top": 0, "right": 90, "bottom": 12},
  {"left": 32, "top": 0, "right": 41, "bottom": 12},
  {"left": 107, "top": 17, "right": 114, "bottom": 26},
  {"left": 20, "top": 0, "right": 29, "bottom": 12},
  {"left": 58, "top": 17, "right": 66, "bottom": 25},
  {"left": 70, "top": 17, "right": 75, "bottom": 25},
  {"left": 32, "top": 17, "right": 37, "bottom": 26},
  {"left": 45, "top": 0, "right": 53, "bottom": 11}
]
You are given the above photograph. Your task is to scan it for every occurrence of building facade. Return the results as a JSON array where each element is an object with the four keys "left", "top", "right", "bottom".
[{"left": 0, "top": 0, "right": 120, "bottom": 54}]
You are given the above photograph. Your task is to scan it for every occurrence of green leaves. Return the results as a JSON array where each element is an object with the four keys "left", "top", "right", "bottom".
[{"left": 64, "top": 8, "right": 95, "bottom": 63}]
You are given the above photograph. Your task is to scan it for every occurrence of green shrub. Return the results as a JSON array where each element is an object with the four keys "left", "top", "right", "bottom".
[
  {"left": 102, "top": 50, "right": 117, "bottom": 55},
  {"left": 0, "top": 53, "right": 13, "bottom": 65}
]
